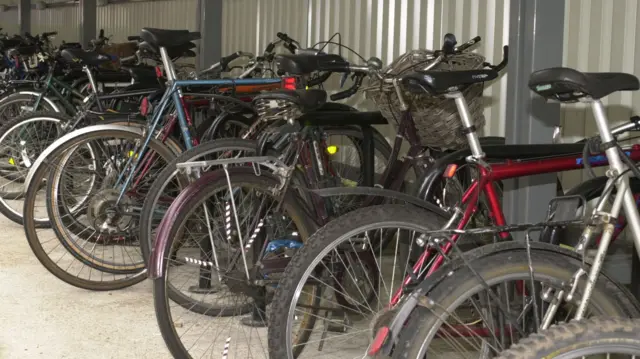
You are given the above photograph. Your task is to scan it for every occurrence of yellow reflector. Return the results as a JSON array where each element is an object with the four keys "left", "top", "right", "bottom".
[
  {"left": 128, "top": 151, "right": 135, "bottom": 158},
  {"left": 8, "top": 158, "right": 15, "bottom": 165},
  {"left": 327, "top": 145, "right": 338, "bottom": 155}
]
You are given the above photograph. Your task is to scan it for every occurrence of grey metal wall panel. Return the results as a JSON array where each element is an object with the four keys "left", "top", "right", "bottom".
[
  {"left": 97, "top": 0, "right": 198, "bottom": 43},
  {"left": 559, "top": 0, "right": 640, "bottom": 188},
  {"left": 221, "top": 0, "right": 259, "bottom": 55},
  {"left": 0, "top": 10, "right": 20, "bottom": 35},
  {"left": 31, "top": 6, "right": 81, "bottom": 44}
]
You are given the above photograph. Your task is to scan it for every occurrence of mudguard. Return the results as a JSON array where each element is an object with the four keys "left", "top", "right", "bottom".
[
  {"left": 23, "top": 124, "right": 144, "bottom": 189},
  {"left": 376, "top": 240, "right": 639, "bottom": 356},
  {"left": 310, "top": 186, "right": 449, "bottom": 218}
]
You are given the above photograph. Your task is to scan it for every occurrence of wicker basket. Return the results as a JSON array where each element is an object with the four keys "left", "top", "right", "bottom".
[{"left": 365, "top": 50, "right": 486, "bottom": 150}]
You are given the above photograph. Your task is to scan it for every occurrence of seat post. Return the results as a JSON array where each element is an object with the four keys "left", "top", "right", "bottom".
[
  {"left": 82, "top": 65, "right": 99, "bottom": 95},
  {"left": 159, "top": 46, "right": 178, "bottom": 83},
  {"left": 447, "top": 92, "right": 485, "bottom": 158}
]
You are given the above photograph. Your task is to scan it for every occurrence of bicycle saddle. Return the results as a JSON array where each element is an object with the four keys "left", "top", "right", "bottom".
[
  {"left": 275, "top": 53, "right": 347, "bottom": 75},
  {"left": 529, "top": 67, "right": 639, "bottom": 101},
  {"left": 61, "top": 48, "right": 111, "bottom": 66},
  {"left": 401, "top": 69, "right": 498, "bottom": 95},
  {"left": 254, "top": 89, "right": 327, "bottom": 113},
  {"left": 140, "top": 28, "right": 201, "bottom": 49}
]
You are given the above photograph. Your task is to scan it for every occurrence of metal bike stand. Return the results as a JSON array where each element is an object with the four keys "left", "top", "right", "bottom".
[
  {"left": 189, "top": 235, "right": 216, "bottom": 293},
  {"left": 241, "top": 228, "right": 268, "bottom": 328},
  {"left": 360, "top": 124, "right": 375, "bottom": 188}
]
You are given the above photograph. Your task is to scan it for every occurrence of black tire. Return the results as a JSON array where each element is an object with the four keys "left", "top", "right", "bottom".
[
  {"left": 392, "top": 244, "right": 640, "bottom": 358},
  {"left": 139, "top": 138, "right": 258, "bottom": 265},
  {"left": 153, "top": 168, "right": 317, "bottom": 359},
  {"left": 497, "top": 317, "right": 640, "bottom": 358},
  {"left": 268, "top": 204, "right": 447, "bottom": 359},
  {"left": 23, "top": 127, "right": 176, "bottom": 290}
]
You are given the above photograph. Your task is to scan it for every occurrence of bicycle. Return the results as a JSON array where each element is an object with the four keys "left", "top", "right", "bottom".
[
  {"left": 18, "top": 27, "right": 342, "bottom": 292},
  {"left": 367, "top": 60, "right": 640, "bottom": 358},
  {"left": 265, "top": 35, "right": 640, "bottom": 358}
]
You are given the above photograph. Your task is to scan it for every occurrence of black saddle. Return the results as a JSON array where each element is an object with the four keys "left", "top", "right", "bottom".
[
  {"left": 59, "top": 42, "right": 82, "bottom": 50},
  {"left": 402, "top": 69, "right": 499, "bottom": 95},
  {"left": 140, "top": 28, "right": 201, "bottom": 49},
  {"left": 126, "top": 66, "right": 158, "bottom": 84},
  {"left": 254, "top": 89, "right": 327, "bottom": 112},
  {"left": 127, "top": 35, "right": 141, "bottom": 42},
  {"left": 61, "top": 48, "right": 112, "bottom": 66},
  {"left": 275, "top": 53, "right": 347, "bottom": 75},
  {"left": 529, "top": 67, "right": 640, "bottom": 101}
]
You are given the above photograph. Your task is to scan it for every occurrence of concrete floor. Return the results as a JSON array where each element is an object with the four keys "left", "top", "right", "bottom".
[{"left": 0, "top": 215, "right": 172, "bottom": 359}]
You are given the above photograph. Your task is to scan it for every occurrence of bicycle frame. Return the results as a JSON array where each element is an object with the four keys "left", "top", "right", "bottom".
[
  {"left": 112, "top": 43, "right": 284, "bottom": 204},
  {"left": 386, "top": 100, "right": 640, "bottom": 308}
]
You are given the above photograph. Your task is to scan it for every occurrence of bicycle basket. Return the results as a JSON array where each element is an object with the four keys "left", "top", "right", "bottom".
[{"left": 365, "top": 50, "right": 486, "bottom": 150}]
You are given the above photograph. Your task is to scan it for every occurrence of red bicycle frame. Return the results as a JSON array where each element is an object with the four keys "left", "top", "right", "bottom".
[{"left": 389, "top": 144, "right": 640, "bottom": 306}]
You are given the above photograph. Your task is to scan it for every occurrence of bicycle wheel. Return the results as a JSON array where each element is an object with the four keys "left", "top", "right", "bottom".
[
  {"left": 497, "top": 317, "right": 640, "bottom": 358},
  {"left": 0, "top": 92, "right": 57, "bottom": 125},
  {"left": 269, "top": 204, "right": 447, "bottom": 359},
  {"left": 152, "top": 167, "right": 317, "bottom": 358},
  {"left": 0, "top": 112, "right": 62, "bottom": 224},
  {"left": 391, "top": 241, "right": 639, "bottom": 358},
  {"left": 22, "top": 126, "right": 177, "bottom": 290},
  {"left": 139, "top": 138, "right": 258, "bottom": 265}
]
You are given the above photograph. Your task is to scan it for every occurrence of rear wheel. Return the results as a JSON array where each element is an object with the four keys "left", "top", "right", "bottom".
[{"left": 23, "top": 127, "right": 176, "bottom": 290}]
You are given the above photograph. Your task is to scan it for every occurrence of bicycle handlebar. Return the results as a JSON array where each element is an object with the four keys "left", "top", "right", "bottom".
[{"left": 330, "top": 73, "right": 364, "bottom": 101}]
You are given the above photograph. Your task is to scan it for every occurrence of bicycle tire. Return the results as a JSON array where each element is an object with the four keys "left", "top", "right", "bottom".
[
  {"left": 268, "top": 204, "right": 447, "bottom": 359},
  {"left": 497, "top": 317, "right": 640, "bottom": 358},
  {"left": 23, "top": 127, "right": 176, "bottom": 290},
  {"left": 392, "top": 243, "right": 640, "bottom": 358},
  {"left": 152, "top": 167, "right": 317, "bottom": 359}
]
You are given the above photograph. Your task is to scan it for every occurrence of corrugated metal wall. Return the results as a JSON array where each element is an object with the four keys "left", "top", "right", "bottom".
[
  {"left": 0, "top": 9, "right": 19, "bottom": 36},
  {"left": 560, "top": 0, "right": 640, "bottom": 187},
  {"left": 10, "top": 0, "right": 198, "bottom": 45},
  {"left": 222, "top": 0, "right": 510, "bottom": 136},
  {"left": 97, "top": 0, "right": 198, "bottom": 42}
]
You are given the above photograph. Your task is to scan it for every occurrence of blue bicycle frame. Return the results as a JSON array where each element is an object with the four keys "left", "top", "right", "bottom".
[{"left": 114, "top": 77, "right": 282, "bottom": 202}]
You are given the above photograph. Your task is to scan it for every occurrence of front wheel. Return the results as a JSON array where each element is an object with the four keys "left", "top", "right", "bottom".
[
  {"left": 392, "top": 243, "right": 640, "bottom": 358},
  {"left": 497, "top": 317, "right": 640, "bottom": 358}
]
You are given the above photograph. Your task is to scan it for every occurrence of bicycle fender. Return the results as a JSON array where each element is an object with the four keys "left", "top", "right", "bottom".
[
  {"left": 376, "top": 241, "right": 631, "bottom": 356},
  {"left": 2, "top": 91, "right": 61, "bottom": 113},
  {"left": 310, "top": 187, "right": 449, "bottom": 218},
  {"left": 147, "top": 168, "right": 289, "bottom": 279},
  {"left": 23, "top": 124, "right": 143, "bottom": 190}
]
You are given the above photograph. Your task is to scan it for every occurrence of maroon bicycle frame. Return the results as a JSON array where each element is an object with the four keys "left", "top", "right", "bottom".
[{"left": 389, "top": 143, "right": 640, "bottom": 306}]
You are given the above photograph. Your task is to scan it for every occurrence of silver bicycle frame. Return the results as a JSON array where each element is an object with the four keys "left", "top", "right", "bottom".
[{"left": 570, "top": 99, "right": 640, "bottom": 319}]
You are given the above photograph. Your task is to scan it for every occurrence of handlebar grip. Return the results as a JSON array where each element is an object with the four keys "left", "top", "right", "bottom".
[
  {"left": 307, "top": 71, "right": 332, "bottom": 87},
  {"left": 128, "top": 35, "right": 141, "bottom": 42},
  {"left": 220, "top": 51, "right": 242, "bottom": 70},
  {"left": 265, "top": 42, "right": 276, "bottom": 54},
  {"left": 456, "top": 36, "right": 481, "bottom": 52},
  {"left": 277, "top": 32, "right": 289, "bottom": 42},
  {"left": 43, "top": 31, "right": 57, "bottom": 37}
]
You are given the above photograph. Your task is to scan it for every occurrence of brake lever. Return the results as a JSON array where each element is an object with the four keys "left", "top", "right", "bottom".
[{"left": 339, "top": 72, "right": 349, "bottom": 88}]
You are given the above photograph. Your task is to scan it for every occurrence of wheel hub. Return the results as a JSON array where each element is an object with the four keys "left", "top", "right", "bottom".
[{"left": 87, "top": 188, "right": 133, "bottom": 233}]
